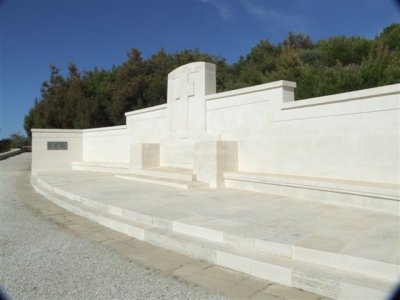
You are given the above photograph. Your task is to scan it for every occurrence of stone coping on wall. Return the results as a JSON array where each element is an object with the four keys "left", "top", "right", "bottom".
[
  {"left": 82, "top": 125, "right": 127, "bottom": 133},
  {"left": 0, "top": 148, "right": 23, "bottom": 160},
  {"left": 283, "top": 83, "right": 400, "bottom": 110},
  {"left": 31, "top": 129, "right": 83, "bottom": 133},
  {"left": 125, "top": 104, "right": 167, "bottom": 116},
  {"left": 32, "top": 125, "right": 128, "bottom": 134},
  {"left": 205, "top": 80, "right": 296, "bottom": 101}
]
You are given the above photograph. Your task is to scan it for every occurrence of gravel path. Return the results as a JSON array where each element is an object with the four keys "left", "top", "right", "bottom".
[{"left": 0, "top": 154, "right": 227, "bottom": 300}]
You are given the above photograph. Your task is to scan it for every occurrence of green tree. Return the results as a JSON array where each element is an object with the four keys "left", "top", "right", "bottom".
[
  {"left": 9, "top": 133, "right": 30, "bottom": 148},
  {"left": 315, "top": 36, "right": 371, "bottom": 66},
  {"left": 361, "top": 23, "right": 400, "bottom": 87},
  {"left": 0, "top": 139, "right": 11, "bottom": 153},
  {"left": 282, "top": 32, "right": 313, "bottom": 50}
]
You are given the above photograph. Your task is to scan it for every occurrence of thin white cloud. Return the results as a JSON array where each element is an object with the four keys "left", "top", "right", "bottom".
[
  {"left": 198, "top": 0, "right": 234, "bottom": 22},
  {"left": 242, "top": 0, "right": 302, "bottom": 27},
  {"left": 197, "top": 0, "right": 308, "bottom": 28}
]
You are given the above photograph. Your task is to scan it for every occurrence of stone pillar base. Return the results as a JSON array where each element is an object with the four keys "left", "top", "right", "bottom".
[
  {"left": 194, "top": 141, "right": 237, "bottom": 188},
  {"left": 131, "top": 143, "right": 160, "bottom": 170}
]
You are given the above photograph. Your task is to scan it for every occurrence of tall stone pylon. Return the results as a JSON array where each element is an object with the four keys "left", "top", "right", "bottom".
[{"left": 167, "top": 62, "right": 216, "bottom": 139}]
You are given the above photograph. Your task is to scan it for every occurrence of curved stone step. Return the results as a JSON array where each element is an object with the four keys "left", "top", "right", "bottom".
[
  {"left": 31, "top": 176, "right": 397, "bottom": 299},
  {"left": 71, "top": 161, "right": 131, "bottom": 174},
  {"left": 33, "top": 175, "right": 400, "bottom": 283},
  {"left": 134, "top": 167, "right": 197, "bottom": 181},
  {"left": 116, "top": 174, "right": 208, "bottom": 189}
]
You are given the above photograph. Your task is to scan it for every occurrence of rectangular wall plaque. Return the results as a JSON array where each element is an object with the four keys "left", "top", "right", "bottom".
[{"left": 47, "top": 141, "right": 68, "bottom": 150}]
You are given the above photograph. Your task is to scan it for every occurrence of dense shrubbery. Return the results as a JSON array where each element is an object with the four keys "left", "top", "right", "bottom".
[
  {"left": 24, "top": 24, "right": 400, "bottom": 137},
  {"left": 0, "top": 139, "right": 11, "bottom": 153},
  {"left": 8, "top": 133, "right": 30, "bottom": 148},
  {"left": 0, "top": 133, "right": 30, "bottom": 152}
]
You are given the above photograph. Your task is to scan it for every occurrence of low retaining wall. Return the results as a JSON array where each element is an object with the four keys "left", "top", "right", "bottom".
[{"left": 0, "top": 148, "right": 23, "bottom": 161}]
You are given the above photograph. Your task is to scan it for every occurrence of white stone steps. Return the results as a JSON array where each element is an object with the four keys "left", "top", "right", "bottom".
[
  {"left": 34, "top": 175, "right": 399, "bottom": 283},
  {"left": 32, "top": 177, "right": 103, "bottom": 219},
  {"left": 34, "top": 176, "right": 164, "bottom": 227},
  {"left": 32, "top": 177, "right": 152, "bottom": 240},
  {"left": 144, "top": 227, "right": 392, "bottom": 300},
  {"left": 115, "top": 174, "right": 208, "bottom": 189},
  {"left": 71, "top": 161, "right": 131, "bottom": 174},
  {"left": 133, "top": 167, "right": 197, "bottom": 181},
  {"left": 97, "top": 212, "right": 151, "bottom": 240},
  {"left": 31, "top": 177, "right": 396, "bottom": 299},
  {"left": 224, "top": 171, "right": 400, "bottom": 215},
  {"left": 114, "top": 166, "right": 207, "bottom": 189},
  {"left": 33, "top": 175, "right": 399, "bottom": 283},
  {"left": 172, "top": 220, "right": 399, "bottom": 283}
]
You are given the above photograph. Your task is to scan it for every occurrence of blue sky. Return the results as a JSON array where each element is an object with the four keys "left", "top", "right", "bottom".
[{"left": 0, "top": 0, "right": 399, "bottom": 138}]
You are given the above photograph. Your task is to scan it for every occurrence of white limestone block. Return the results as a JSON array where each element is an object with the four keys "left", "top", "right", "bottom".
[
  {"left": 194, "top": 140, "right": 237, "bottom": 188},
  {"left": 131, "top": 143, "right": 160, "bottom": 170}
]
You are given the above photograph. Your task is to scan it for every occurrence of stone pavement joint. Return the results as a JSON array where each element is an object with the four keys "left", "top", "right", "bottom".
[{"left": 249, "top": 283, "right": 275, "bottom": 299}]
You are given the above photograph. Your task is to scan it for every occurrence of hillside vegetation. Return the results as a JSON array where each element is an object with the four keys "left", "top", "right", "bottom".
[{"left": 24, "top": 24, "right": 400, "bottom": 137}]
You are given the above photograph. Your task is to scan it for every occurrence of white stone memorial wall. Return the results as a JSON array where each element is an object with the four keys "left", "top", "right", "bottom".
[
  {"left": 82, "top": 125, "right": 131, "bottom": 164},
  {"left": 31, "top": 129, "right": 83, "bottom": 175},
  {"left": 206, "top": 81, "right": 399, "bottom": 183},
  {"left": 31, "top": 62, "right": 400, "bottom": 186}
]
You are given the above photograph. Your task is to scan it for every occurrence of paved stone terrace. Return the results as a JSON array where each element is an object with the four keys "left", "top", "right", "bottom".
[
  {"left": 1, "top": 153, "right": 331, "bottom": 300},
  {"left": 36, "top": 170, "right": 399, "bottom": 267},
  {"left": 1, "top": 154, "right": 229, "bottom": 299}
]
